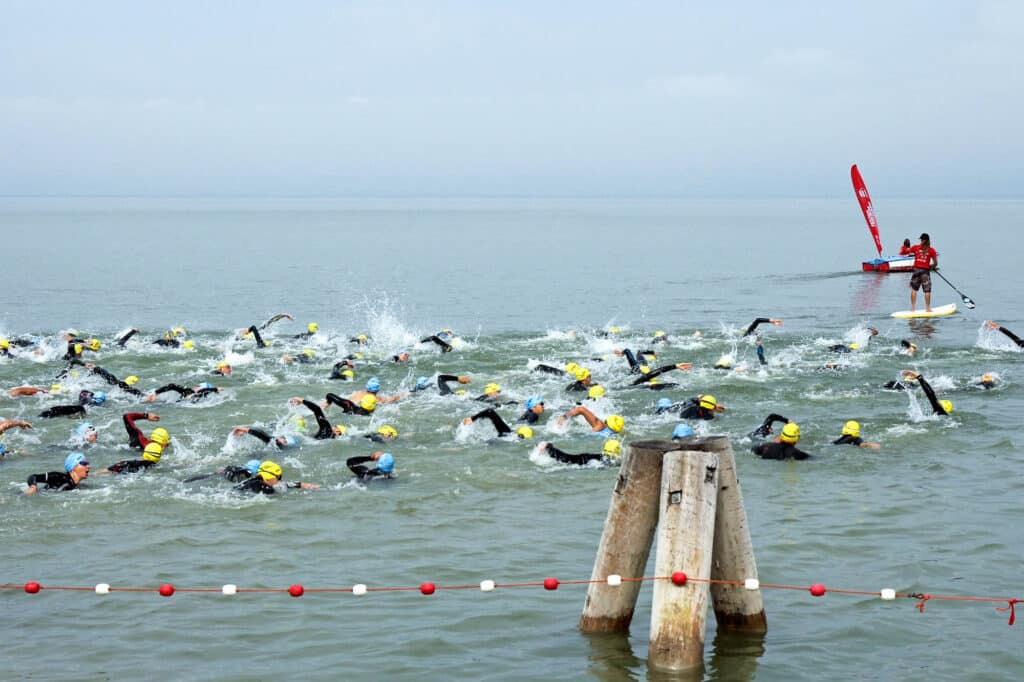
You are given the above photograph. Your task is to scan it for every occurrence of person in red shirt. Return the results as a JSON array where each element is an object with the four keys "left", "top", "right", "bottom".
[
  {"left": 898, "top": 238, "right": 913, "bottom": 255},
  {"left": 909, "top": 233, "right": 938, "bottom": 312}
]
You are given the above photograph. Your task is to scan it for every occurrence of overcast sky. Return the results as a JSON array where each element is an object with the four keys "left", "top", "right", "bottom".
[{"left": 2, "top": 1, "right": 1021, "bottom": 197}]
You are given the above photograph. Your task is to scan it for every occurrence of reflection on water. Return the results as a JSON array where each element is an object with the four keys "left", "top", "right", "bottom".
[
  {"left": 584, "top": 631, "right": 643, "bottom": 681},
  {"left": 706, "top": 631, "right": 767, "bottom": 682},
  {"left": 907, "top": 319, "right": 938, "bottom": 338},
  {"left": 851, "top": 273, "right": 886, "bottom": 315}
]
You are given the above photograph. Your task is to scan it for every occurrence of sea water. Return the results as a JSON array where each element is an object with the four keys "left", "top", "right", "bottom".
[{"left": 1, "top": 198, "right": 1021, "bottom": 681}]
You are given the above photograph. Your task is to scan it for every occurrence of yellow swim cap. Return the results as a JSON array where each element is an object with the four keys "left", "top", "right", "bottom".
[
  {"left": 849, "top": 342, "right": 860, "bottom": 350},
  {"left": 333, "top": 424, "right": 347, "bottom": 436},
  {"left": 842, "top": 420, "right": 860, "bottom": 438},
  {"left": 171, "top": 327, "right": 186, "bottom": 337},
  {"left": 638, "top": 365, "right": 651, "bottom": 375},
  {"left": 74, "top": 343, "right": 84, "bottom": 354},
  {"left": 258, "top": 461, "right": 283, "bottom": 481},
  {"left": 341, "top": 369, "right": 354, "bottom": 379},
  {"left": 308, "top": 322, "right": 319, "bottom": 333},
  {"left": 150, "top": 427, "right": 170, "bottom": 446},
  {"left": 302, "top": 349, "right": 315, "bottom": 358},
  {"left": 358, "top": 334, "right": 368, "bottom": 341},
  {"left": 183, "top": 340, "right": 195, "bottom": 349},
  {"left": 484, "top": 383, "right": 500, "bottom": 395},
  {"left": 516, "top": 426, "right": 533, "bottom": 439},
  {"left": 939, "top": 399, "right": 953, "bottom": 414},
  {"left": 780, "top": 422, "right": 800, "bottom": 444},
  {"left": 699, "top": 395, "right": 717, "bottom": 411},
  {"left": 360, "top": 394, "right": 377, "bottom": 411},
  {"left": 87, "top": 338, "right": 101, "bottom": 351},
  {"left": 609, "top": 326, "right": 620, "bottom": 334},
  {"left": 217, "top": 361, "right": 230, "bottom": 370},
  {"left": 142, "top": 442, "right": 163, "bottom": 463},
  {"left": 574, "top": 367, "right": 591, "bottom": 381},
  {"left": 606, "top": 415, "right": 625, "bottom": 433},
  {"left": 293, "top": 416, "right": 307, "bottom": 431},
  {"left": 565, "top": 362, "right": 579, "bottom": 375},
  {"left": 353, "top": 352, "right": 363, "bottom": 359},
  {"left": 588, "top": 385, "right": 606, "bottom": 399},
  {"left": 714, "top": 358, "right": 731, "bottom": 369},
  {"left": 603, "top": 439, "right": 622, "bottom": 457},
  {"left": 0, "top": 338, "right": 9, "bottom": 349},
  {"left": 455, "top": 389, "right": 467, "bottom": 396},
  {"left": 50, "top": 384, "right": 63, "bottom": 393},
  {"left": 654, "top": 330, "right": 666, "bottom": 338},
  {"left": 377, "top": 425, "right": 398, "bottom": 439},
  {"left": 125, "top": 375, "right": 139, "bottom": 386},
  {"left": 981, "top": 373, "right": 994, "bottom": 383}
]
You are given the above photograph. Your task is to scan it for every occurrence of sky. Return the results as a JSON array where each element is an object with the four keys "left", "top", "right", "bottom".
[{"left": 2, "top": 1, "right": 1022, "bottom": 198}]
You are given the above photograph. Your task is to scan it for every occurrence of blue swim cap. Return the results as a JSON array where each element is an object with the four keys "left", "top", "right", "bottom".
[
  {"left": 377, "top": 452, "right": 394, "bottom": 473},
  {"left": 525, "top": 396, "right": 543, "bottom": 410},
  {"left": 416, "top": 376, "right": 430, "bottom": 390},
  {"left": 672, "top": 424, "right": 695, "bottom": 439},
  {"left": 74, "top": 422, "right": 95, "bottom": 438},
  {"left": 244, "top": 459, "right": 261, "bottom": 475},
  {"left": 0, "top": 442, "right": 6, "bottom": 456},
  {"left": 281, "top": 435, "right": 298, "bottom": 448},
  {"left": 91, "top": 391, "right": 106, "bottom": 406},
  {"left": 366, "top": 377, "right": 381, "bottom": 393},
  {"left": 197, "top": 382, "right": 214, "bottom": 391},
  {"left": 657, "top": 398, "right": 672, "bottom": 410},
  {"left": 64, "top": 452, "right": 86, "bottom": 472}
]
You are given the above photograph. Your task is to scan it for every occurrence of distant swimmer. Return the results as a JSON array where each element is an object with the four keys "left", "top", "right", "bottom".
[
  {"left": 329, "top": 360, "right": 355, "bottom": 381},
  {"left": 8, "top": 385, "right": 54, "bottom": 397},
  {"left": 586, "top": 385, "right": 607, "bottom": 400},
  {"left": 38, "top": 390, "right": 106, "bottom": 418},
  {"left": 540, "top": 439, "right": 621, "bottom": 467},
  {"left": 900, "top": 339, "right": 919, "bottom": 356},
  {"left": 353, "top": 377, "right": 405, "bottom": 405},
  {"left": 347, "top": 452, "right": 395, "bottom": 480},
  {"left": 240, "top": 325, "right": 268, "bottom": 348},
  {"left": 518, "top": 397, "right": 545, "bottom": 425},
  {"left": 145, "top": 382, "right": 221, "bottom": 402},
  {"left": 976, "top": 373, "right": 997, "bottom": 390},
  {"left": 292, "top": 322, "right": 319, "bottom": 339},
  {"left": 832, "top": 421, "right": 881, "bottom": 450},
  {"left": 122, "top": 412, "right": 170, "bottom": 449},
  {"left": 613, "top": 349, "right": 659, "bottom": 374},
  {"left": 115, "top": 328, "right": 141, "bottom": 347},
  {"left": 234, "top": 460, "right": 319, "bottom": 494},
  {"left": 908, "top": 233, "right": 938, "bottom": 312},
  {"left": 290, "top": 398, "right": 347, "bottom": 438},
  {"left": 462, "top": 407, "right": 534, "bottom": 439},
  {"left": 258, "top": 312, "right": 294, "bottom": 330},
  {"left": 212, "top": 361, "right": 233, "bottom": 376},
  {"left": 475, "top": 382, "right": 516, "bottom": 406},
  {"left": 98, "top": 441, "right": 164, "bottom": 474},
  {"left": 420, "top": 334, "right": 453, "bottom": 353},
  {"left": 409, "top": 376, "right": 433, "bottom": 393},
  {"left": 743, "top": 318, "right": 782, "bottom": 337},
  {"left": 662, "top": 394, "right": 724, "bottom": 420},
  {"left": 985, "top": 321, "right": 1024, "bottom": 348},
  {"left": 828, "top": 328, "right": 878, "bottom": 353},
  {"left": 754, "top": 335, "right": 767, "bottom": 365},
  {"left": 365, "top": 424, "right": 398, "bottom": 443},
  {"left": 557, "top": 405, "right": 625, "bottom": 437},
  {"left": 900, "top": 371, "right": 952, "bottom": 416},
  {"left": 63, "top": 337, "right": 101, "bottom": 360},
  {"left": 751, "top": 422, "right": 810, "bottom": 460},
  {"left": 231, "top": 426, "right": 300, "bottom": 449},
  {"left": 87, "top": 364, "right": 143, "bottom": 396},
  {"left": 350, "top": 333, "right": 371, "bottom": 345},
  {"left": 629, "top": 362, "right": 692, "bottom": 387},
  {"left": 281, "top": 349, "right": 317, "bottom": 364},
  {"left": 324, "top": 392, "right": 377, "bottom": 416},
  {"left": 565, "top": 367, "right": 593, "bottom": 392},
  {"left": 184, "top": 459, "right": 261, "bottom": 483},
  {"left": 532, "top": 362, "right": 568, "bottom": 376},
  {"left": 391, "top": 350, "right": 411, "bottom": 362},
  {"left": 153, "top": 328, "right": 188, "bottom": 348},
  {"left": 750, "top": 413, "right": 790, "bottom": 438},
  {"left": 882, "top": 379, "right": 910, "bottom": 391},
  {"left": 24, "top": 452, "right": 90, "bottom": 494},
  {"left": 651, "top": 330, "right": 670, "bottom": 345}
]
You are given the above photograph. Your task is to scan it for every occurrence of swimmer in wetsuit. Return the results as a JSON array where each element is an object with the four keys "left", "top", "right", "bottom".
[
  {"left": 289, "top": 398, "right": 347, "bottom": 439},
  {"left": 976, "top": 373, "right": 997, "bottom": 390},
  {"left": 122, "top": 412, "right": 169, "bottom": 449},
  {"left": 751, "top": 422, "right": 810, "bottom": 460},
  {"left": 231, "top": 426, "right": 300, "bottom": 449},
  {"left": 518, "top": 397, "right": 545, "bottom": 425},
  {"left": 234, "top": 460, "right": 319, "bottom": 494},
  {"left": 420, "top": 334, "right": 453, "bottom": 353},
  {"left": 98, "top": 441, "right": 164, "bottom": 474},
  {"left": 184, "top": 459, "right": 262, "bottom": 483},
  {"left": 629, "top": 362, "right": 692, "bottom": 387},
  {"left": 323, "top": 392, "right": 377, "bottom": 416},
  {"left": 145, "top": 383, "right": 221, "bottom": 402},
  {"left": 743, "top": 318, "right": 782, "bottom": 337},
  {"left": 751, "top": 413, "right": 790, "bottom": 438},
  {"left": 291, "top": 322, "right": 319, "bottom": 339},
  {"left": 38, "top": 390, "right": 106, "bottom": 419},
  {"left": 462, "top": 407, "right": 534, "bottom": 439},
  {"left": 557, "top": 405, "right": 625, "bottom": 437},
  {"left": 900, "top": 371, "right": 953, "bottom": 416},
  {"left": 436, "top": 374, "right": 471, "bottom": 395},
  {"left": 985, "top": 321, "right": 1024, "bottom": 348},
  {"left": 24, "top": 452, "right": 90, "bottom": 494},
  {"left": 240, "top": 325, "right": 268, "bottom": 348},
  {"left": 832, "top": 421, "right": 881, "bottom": 450},
  {"left": 663, "top": 395, "right": 724, "bottom": 420},
  {"left": 347, "top": 451, "right": 395, "bottom": 480},
  {"left": 565, "top": 367, "right": 593, "bottom": 392},
  {"left": 86, "top": 364, "right": 144, "bottom": 396},
  {"left": 539, "top": 439, "right": 621, "bottom": 467},
  {"left": 330, "top": 360, "right": 356, "bottom": 380}
]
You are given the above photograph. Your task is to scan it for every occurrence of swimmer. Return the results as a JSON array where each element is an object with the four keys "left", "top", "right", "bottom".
[
  {"left": 281, "top": 349, "right": 317, "bottom": 364},
  {"left": 565, "top": 367, "right": 592, "bottom": 392},
  {"left": 86, "top": 364, "right": 143, "bottom": 396},
  {"left": 474, "top": 382, "right": 511, "bottom": 404},
  {"left": 409, "top": 376, "right": 433, "bottom": 393},
  {"left": 239, "top": 325, "right": 268, "bottom": 348},
  {"left": 900, "top": 340, "right": 919, "bottom": 356},
  {"left": 750, "top": 413, "right": 790, "bottom": 438},
  {"left": 518, "top": 397, "right": 545, "bottom": 425},
  {"left": 900, "top": 371, "right": 953, "bottom": 416},
  {"left": 24, "top": 452, "right": 90, "bottom": 494},
  {"left": 420, "top": 334, "right": 454, "bottom": 353},
  {"left": 63, "top": 337, "right": 101, "bottom": 360},
  {"left": 629, "top": 362, "right": 692, "bottom": 386},
  {"left": 231, "top": 426, "right": 300, "bottom": 449},
  {"left": 71, "top": 421, "right": 98, "bottom": 445},
  {"left": 258, "top": 313, "right": 294, "bottom": 330},
  {"left": 292, "top": 322, "right": 319, "bottom": 339},
  {"left": 651, "top": 330, "right": 670, "bottom": 345},
  {"left": 976, "top": 373, "right": 997, "bottom": 390},
  {"left": 985, "top": 321, "right": 1024, "bottom": 348},
  {"left": 330, "top": 360, "right": 356, "bottom": 380},
  {"left": 98, "top": 441, "right": 164, "bottom": 474},
  {"left": 184, "top": 459, "right": 262, "bottom": 483},
  {"left": 832, "top": 421, "right": 881, "bottom": 450},
  {"left": 347, "top": 452, "right": 395, "bottom": 480},
  {"left": 462, "top": 407, "right": 534, "bottom": 439},
  {"left": 391, "top": 351, "right": 411, "bottom": 362},
  {"left": 350, "top": 377, "right": 404, "bottom": 405},
  {"left": 365, "top": 424, "right": 399, "bottom": 443},
  {"left": 751, "top": 422, "right": 810, "bottom": 460},
  {"left": 829, "top": 328, "right": 878, "bottom": 353},
  {"left": 145, "top": 383, "right": 221, "bottom": 402},
  {"left": 350, "top": 333, "right": 371, "bottom": 345},
  {"left": 323, "top": 392, "right": 377, "bottom": 416},
  {"left": 212, "top": 361, "right": 233, "bottom": 376},
  {"left": 539, "top": 439, "right": 621, "bottom": 466},
  {"left": 38, "top": 390, "right": 106, "bottom": 419},
  {"left": 122, "top": 412, "right": 170, "bottom": 449},
  {"left": 438, "top": 374, "right": 472, "bottom": 395},
  {"left": 557, "top": 406, "right": 625, "bottom": 437},
  {"left": 115, "top": 328, "right": 140, "bottom": 347},
  {"left": 289, "top": 398, "right": 348, "bottom": 438},
  {"left": 743, "top": 318, "right": 782, "bottom": 336},
  {"left": 613, "top": 349, "right": 658, "bottom": 374},
  {"left": 663, "top": 394, "right": 724, "bottom": 420},
  {"left": 234, "top": 460, "right": 319, "bottom": 494},
  {"left": 0, "top": 418, "right": 33, "bottom": 437}
]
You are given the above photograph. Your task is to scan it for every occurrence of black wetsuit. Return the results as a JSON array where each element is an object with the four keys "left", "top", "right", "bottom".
[
  {"left": 533, "top": 364, "right": 565, "bottom": 376},
  {"left": 38, "top": 404, "right": 87, "bottom": 419},
  {"left": 105, "top": 459, "right": 156, "bottom": 474},
  {"left": 751, "top": 442, "right": 810, "bottom": 460},
  {"left": 619, "top": 349, "right": 643, "bottom": 373},
  {"left": 153, "top": 338, "right": 180, "bottom": 348},
  {"left": 233, "top": 478, "right": 300, "bottom": 494},
  {"left": 286, "top": 354, "right": 316, "bottom": 364},
  {"left": 244, "top": 325, "right": 267, "bottom": 348},
  {"left": 324, "top": 393, "right": 373, "bottom": 416},
  {"left": 828, "top": 344, "right": 854, "bottom": 353},
  {"left": 421, "top": 335, "right": 453, "bottom": 353},
  {"left": 882, "top": 380, "right": 909, "bottom": 391},
  {"left": 152, "top": 384, "right": 218, "bottom": 401},
  {"left": 992, "top": 325, "right": 1024, "bottom": 348},
  {"left": 630, "top": 364, "right": 681, "bottom": 386},
  {"left": 26, "top": 471, "right": 82, "bottom": 491},
  {"left": 291, "top": 331, "right": 315, "bottom": 339},
  {"left": 543, "top": 443, "right": 613, "bottom": 467},
  {"left": 917, "top": 375, "right": 949, "bottom": 415},
  {"left": 241, "top": 427, "right": 287, "bottom": 448},
  {"left": 565, "top": 380, "right": 588, "bottom": 392},
  {"left": 330, "top": 360, "right": 355, "bottom": 379},
  {"left": 518, "top": 410, "right": 540, "bottom": 425},
  {"left": 115, "top": 329, "right": 140, "bottom": 346},
  {"left": 465, "top": 407, "right": 512, "bottom": 436},
  {"left": 300, "top": 399, "right": 339, "bottom": 439},
  {"left": 743, "top": 318, "right": 774, "bottom": 337},
  {"left": 676, "top": 398, "right": 716, "bottom": 420},
  {"left": 751, "top": 414, "right": 789, "bottom": 438},
  {"left": 346, "top": 456, "right": 393, "bottom": 480},
  {"left": 832, "top": 435, "right": 864, "bottom": 446},
  {"left": 221, "top": 466, "right": 254, "bottom": 482},
  {"left": 437, "top": 374, "right": 463, "bottom": 396},
  {"left": 977, "top": 378, "right": 996, "bottom": 390}
]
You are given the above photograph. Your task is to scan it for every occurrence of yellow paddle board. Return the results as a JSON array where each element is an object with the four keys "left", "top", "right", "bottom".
[{"left": 890, "top": 303, "right": 957, "bottom": 319}]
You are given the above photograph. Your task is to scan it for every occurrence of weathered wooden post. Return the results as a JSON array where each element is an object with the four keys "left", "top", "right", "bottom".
[
  {"left": 578, "top": 443, "right": 666, "bottom": 632},
  {"left": 706, "top": 437, "right": 767, "bottom": 632},
  {"left": 648, "top": 448, "right": 720, "bottom": 671}
]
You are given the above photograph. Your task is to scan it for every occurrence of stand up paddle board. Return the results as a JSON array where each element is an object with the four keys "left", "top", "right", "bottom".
[{"left": 890, "top": 303, "right": 957, "bottom": 319}]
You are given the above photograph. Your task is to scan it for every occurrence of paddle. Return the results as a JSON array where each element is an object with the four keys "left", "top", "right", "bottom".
[{"left": 933, "top": 270, "right": 976, "bottom": 309}]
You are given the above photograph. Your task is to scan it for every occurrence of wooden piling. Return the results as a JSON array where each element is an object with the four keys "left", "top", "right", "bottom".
[
  {"left": 648, "top": 448, "right": 720, "bottom": 671},
  {"left": 578, "top": 442, "right": 667, "bottom": 633}
]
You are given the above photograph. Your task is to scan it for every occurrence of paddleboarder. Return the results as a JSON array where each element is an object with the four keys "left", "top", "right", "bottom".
[{"left": 909, "top": 233, "right": 938, "bottom": 312}]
